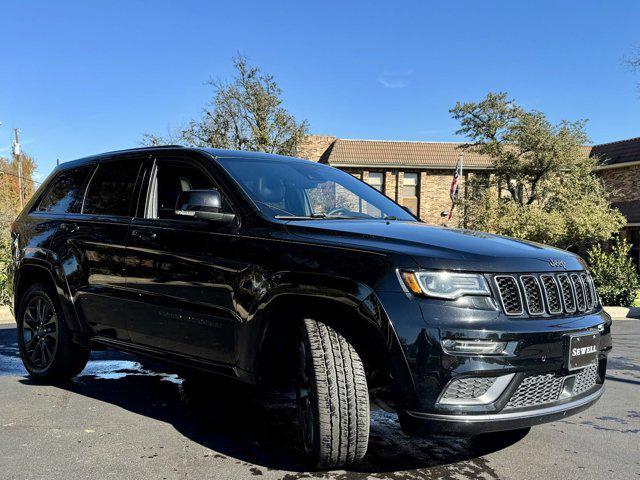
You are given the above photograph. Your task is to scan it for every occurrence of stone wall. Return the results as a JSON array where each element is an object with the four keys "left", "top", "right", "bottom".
[
  {"left": 296, "top": 135, "right": 337, "bottom": 161},
  {"left": 598, "top": 164, "right": 640, "bottom": 203}
]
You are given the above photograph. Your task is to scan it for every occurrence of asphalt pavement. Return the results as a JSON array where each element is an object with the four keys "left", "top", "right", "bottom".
[{"left": 0, "top": 321, "right": 638, "bottom": 480}]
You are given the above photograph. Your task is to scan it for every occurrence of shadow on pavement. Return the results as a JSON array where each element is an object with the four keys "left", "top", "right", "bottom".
[{"left": 0, "top": 326, "right": 526, "bottom": 478}]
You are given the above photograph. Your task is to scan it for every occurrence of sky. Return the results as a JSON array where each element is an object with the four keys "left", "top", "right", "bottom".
[{"left": 1, "top": 0, "right": 639, "bottom": 182}]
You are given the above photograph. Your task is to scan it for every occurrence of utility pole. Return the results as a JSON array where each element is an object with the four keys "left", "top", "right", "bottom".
[{"left": 14, "top": 128, "right": 22, "bottom": 208}]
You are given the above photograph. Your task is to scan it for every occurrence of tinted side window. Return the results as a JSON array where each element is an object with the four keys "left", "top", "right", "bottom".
[
  {"left": 83, "top": 159, "right": 141, "bottom": 216},
  {"left": 148, "top": 161, "right": 233, "bottom": 221},
  {"left": 37, "top": 166, "right": 92, "bottom": 214}
]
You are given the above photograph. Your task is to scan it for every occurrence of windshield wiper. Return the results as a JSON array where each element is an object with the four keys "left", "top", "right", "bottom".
[
  {"left": 274, "top": 213, "right": 327, "bottom": 220},
  {"left": 274, "top": 213, "right": 372, "bottom": 220}
]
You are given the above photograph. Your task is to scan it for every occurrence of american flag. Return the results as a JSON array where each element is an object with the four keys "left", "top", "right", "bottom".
[{"left": 447, "top": 155, "right": 463, "bottom": 220}]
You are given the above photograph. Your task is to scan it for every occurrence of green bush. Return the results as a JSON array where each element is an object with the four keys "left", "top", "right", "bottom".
[
  {"left": 0, "top": 240, "right": 10, "bottom": 305},
  {"left": 587, "top": 237, "right": 640, "bottom": 307},
  {"left": 633, "top": 291, "right": 640, "bottom": 308}
]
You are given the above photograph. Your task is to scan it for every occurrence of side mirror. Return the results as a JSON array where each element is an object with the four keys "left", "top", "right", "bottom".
[{"left": 175, "top": 189, "right": 236, "bottom": 223}]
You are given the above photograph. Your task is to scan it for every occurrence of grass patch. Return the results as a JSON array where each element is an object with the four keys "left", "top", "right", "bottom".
[{"left": 632, "top": 290, "right": 640, "bottom": 308}]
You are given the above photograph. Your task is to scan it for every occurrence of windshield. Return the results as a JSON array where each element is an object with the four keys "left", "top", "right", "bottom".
[{"left": 216, "top": 157, "right": 416, "bottom": 221}]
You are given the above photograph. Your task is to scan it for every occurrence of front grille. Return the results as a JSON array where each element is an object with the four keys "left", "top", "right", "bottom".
[
  {"left": 505, "top": 363, "right": 599, "bottom": 410},
  {"left": 495, "top": 272, "right": 597, "bottom": 317},
  {"left": 441, "top": 377, "right": 498, "bottom": 400},
  {"left": 573, "top": 363, "right": 600, "bottom": 395}
]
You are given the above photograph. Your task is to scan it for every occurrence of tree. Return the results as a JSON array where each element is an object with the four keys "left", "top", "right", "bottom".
[
  {"left": 0, "top": 151, "right": 37, "bottom": 303},
  {"left": 450, "top": 92, "right": 625, "bottom": 251},
  {"left": 143, "top": 55, "right": 308, "bottom": 156}
]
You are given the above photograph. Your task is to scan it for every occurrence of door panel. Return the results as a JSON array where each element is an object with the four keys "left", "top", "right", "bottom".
[
  {"left": 59, "top": 156, "right": 144, "bottom": 341},
  {"left": 62, "top": 215, "right": 131, "bottom": 340},
  {"left": 124, "top": 157, "right": 243, "bottom": 365},
  {"left": 125, "top": 221, "right": 242, "bottom": 364}
]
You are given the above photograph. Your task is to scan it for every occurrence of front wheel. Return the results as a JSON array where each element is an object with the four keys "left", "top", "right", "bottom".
[
  {"left": 17, "top": 284, "right": 90, "bottom": 382},
  {"left": 296, "top": 318, "right": 370, "bottom": 469}
]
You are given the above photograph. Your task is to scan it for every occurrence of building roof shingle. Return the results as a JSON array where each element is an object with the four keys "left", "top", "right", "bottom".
[
  {"left": 321, "top": 139, "right": 493, "bottom": 169},
  {"left": 590, "top": 137, "right": 640, "bottom": 166},
  {"left": 320, "top": 138, "right": 593, "bottom": 169}
]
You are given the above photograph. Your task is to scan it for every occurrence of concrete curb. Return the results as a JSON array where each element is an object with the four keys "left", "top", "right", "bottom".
[
  {"left": 0, "top": 305, "right": 14, "bottom": 325},
  {"left": 603, "top": 306, "right": 640, "bottom": 320}
]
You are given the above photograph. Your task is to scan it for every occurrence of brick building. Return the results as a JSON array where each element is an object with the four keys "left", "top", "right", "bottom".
[
  {"left": 591, "top": 137, "right": 640, "bottom": 266},
  {"left": 297, "top": 135, "right": 640, "bottom": 266}
]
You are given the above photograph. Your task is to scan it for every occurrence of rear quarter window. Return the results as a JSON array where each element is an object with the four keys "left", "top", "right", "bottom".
[
  {"left": 82, "top": 159, "right": 142, "bottom": 217},
  {"left": 36, "top": 166, "right": 92, "bottom": 214}
]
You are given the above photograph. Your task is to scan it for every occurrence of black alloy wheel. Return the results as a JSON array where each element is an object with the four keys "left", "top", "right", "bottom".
[{"left": 21, "top": 295, "right": 59, "bottom": 372}]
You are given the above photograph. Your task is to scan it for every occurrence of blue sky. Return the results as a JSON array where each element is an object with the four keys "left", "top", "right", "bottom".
[{"left": 1, "top": 0, "right": 639, "bottom": 181}]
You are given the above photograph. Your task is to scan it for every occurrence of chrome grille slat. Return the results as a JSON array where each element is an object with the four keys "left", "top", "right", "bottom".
[
  {"left": 557, "top": 274, "right": 577, "bottom": 314},
  {"left": 494, "top": 276, "right": 524, "bottom": 315},
  {"left": 540, "top": 274, "right": 562, "bottom": 314},
  {"left": 571, "top": 273, "right": 587, "bottom": 312},
  {"left": 520, "top": 275, "right": 544, "bottom": 315},
  {"left": 581, "top": 273, "right": 597, "bottom": 309}
]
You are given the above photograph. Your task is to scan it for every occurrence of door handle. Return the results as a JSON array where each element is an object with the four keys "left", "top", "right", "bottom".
[{"left": 131, "top": 229, "right": 157, "bottom": 241}]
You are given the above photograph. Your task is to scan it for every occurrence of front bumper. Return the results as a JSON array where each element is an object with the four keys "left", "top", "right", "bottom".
[
  {"left": 376, "top": 292, "right": 612, "bottom": 433},
  {"left": 404, "top": 385, "right": 604, "bottom": 434}
]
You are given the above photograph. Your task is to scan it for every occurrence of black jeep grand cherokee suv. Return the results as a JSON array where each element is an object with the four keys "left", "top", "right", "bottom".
[{"left": 9, "top": 146, "right": 611, "bottom": 468}]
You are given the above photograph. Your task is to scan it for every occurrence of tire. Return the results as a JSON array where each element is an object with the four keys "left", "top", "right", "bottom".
[
  {"left": 17, "top": 283, "right": 90, "bottom": 382},
  {"left": 296, "top": 318, "right": 370, "bottom": 469}
]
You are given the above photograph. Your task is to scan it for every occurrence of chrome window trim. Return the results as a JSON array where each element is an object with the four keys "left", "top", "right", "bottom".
[
  {"left": 494, "top": 275, "right": 524, "bottom": 316},
  {"left": 540, "top": 274, "right": 563, "bottom": 315},
  {"left": 519, "top": 275, "right": 545, "bottom": 316},
  {"left": 557, "top": 273, "right": 577, "bottom": 314}
]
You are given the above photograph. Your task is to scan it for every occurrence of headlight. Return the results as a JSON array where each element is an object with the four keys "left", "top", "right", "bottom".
[{"left": 399, "top": 270, "right": 491, "bottom": 300}]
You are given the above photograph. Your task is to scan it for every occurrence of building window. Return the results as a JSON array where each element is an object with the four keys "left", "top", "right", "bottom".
[
  {"left": 403, "top": 173, "right": 418, "bottom": 214},
  {"left": 367, "top": 172, "right": 384, "bottom": 192}
]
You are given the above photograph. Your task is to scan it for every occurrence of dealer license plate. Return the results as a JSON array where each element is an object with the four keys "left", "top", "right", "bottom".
[{"left": 567, "top": 332, "right": 599, "bottom": 371}]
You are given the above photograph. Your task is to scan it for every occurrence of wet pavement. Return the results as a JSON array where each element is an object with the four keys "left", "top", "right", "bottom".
[{"left": 0, "top": 322, "right": 638, "bottom": 480}]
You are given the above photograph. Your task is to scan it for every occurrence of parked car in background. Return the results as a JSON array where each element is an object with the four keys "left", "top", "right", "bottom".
[{"left": 9, "top": 146, "right": 611, "bottom": 468}]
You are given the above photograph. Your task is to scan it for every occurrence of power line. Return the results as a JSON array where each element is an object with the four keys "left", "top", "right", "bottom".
[{"left": 0, "top": 168, "right": 42, "bottom": 185}]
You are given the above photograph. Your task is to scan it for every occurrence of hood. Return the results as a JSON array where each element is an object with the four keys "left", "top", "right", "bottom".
[{"left": 284, "top": 220, "right": 586, "bottom": 273}]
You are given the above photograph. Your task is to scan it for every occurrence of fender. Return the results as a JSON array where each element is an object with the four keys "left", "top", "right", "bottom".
[
  {"left": 14, "top": 253, "right": 85, "bottom": 337},
  {"left": 235, "top": 270, "right": 420, "bottom": 409}
]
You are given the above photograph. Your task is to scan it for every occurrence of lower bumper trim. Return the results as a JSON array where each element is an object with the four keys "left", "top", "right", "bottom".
[{"left": 407, "top": 386, "right": 604, "bottom": 423}]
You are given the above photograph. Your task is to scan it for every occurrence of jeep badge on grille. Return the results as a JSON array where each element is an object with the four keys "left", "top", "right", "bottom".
[{"left": 548, "top": 258, "right": 567, "bottom": 268}]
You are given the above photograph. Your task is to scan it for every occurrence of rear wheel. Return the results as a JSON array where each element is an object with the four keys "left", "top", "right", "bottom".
[
  {"left": 296, "top": 318, "right": 370, "bottom": 469},
  {"left": 17, "top": 284, "right": 90, "bottom": 381}
]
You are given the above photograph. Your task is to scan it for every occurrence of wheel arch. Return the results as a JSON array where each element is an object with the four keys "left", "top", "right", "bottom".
[
  {"left": 251, "top": 287, "right": 417, "bottom": 410},
  {"left": 14, "top": 260, "right": 84, "bottom": 337}
]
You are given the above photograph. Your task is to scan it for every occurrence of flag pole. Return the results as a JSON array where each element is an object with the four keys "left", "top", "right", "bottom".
[{"left": 447, "top": 154, "right": 464, "bottom": 221}]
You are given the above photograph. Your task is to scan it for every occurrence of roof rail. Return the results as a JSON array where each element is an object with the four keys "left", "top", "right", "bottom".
[{"left": 98, "top": 144, "right": 186, "bottom": 155}]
